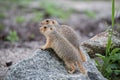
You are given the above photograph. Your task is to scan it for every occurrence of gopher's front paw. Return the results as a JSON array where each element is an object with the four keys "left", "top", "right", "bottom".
[
  {"left": 68, "top": 70, "right": 74, "bottom": 74},
  {"left": 40, "top": 46, "right": 46, "bottom": 50}
]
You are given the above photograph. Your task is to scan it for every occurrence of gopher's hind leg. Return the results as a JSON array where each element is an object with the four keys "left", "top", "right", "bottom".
[
  {"left": 79, "top": 50, "right": 86, "bottom": 62},
  {"left": 65, "top": 61, "right": 76, "bottom": 74},
  {"left": 76, "top": 61, "right": 86, "bottom": 74}
]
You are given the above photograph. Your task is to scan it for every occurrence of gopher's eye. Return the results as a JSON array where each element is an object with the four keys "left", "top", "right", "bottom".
[
  {"left": 44, "top": 26, "right": 47, "bottom": 29},
  {"left": 50, "top": 27, "right": 52, "bottom": 30},
  {"left": 46, "top": 20, "right": 49, "bottom": 22},
  {"left": 52, "top": 21, "right": 55, "bottom": 24}
]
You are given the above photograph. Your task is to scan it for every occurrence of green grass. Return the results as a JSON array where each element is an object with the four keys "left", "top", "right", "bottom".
[
  {"left": 32, "top": 11, "right": 44, "bottom": 22},
  {"left": 106, "top": 0, "right": 115, "bottom": 56},
  {"left": 0, "top": 13, "right": 6, "bottom": 19},
  {"left": 0, "top": 0, "right": 31, "bottom": 5},
  {"left": 16, "top": 16, "right": 25, "bottom": 23},
  {"left": 84, "top": 10, "right": 96, "bottom": 18},
  {"left": 96, "top": 48, "right": 120, "bottom": 80},
  {"left": 116, "top": 24, "right": 120, "bottom": 30},
  {"left": 29, "top": 33, "right": 35, "bottom": 40},
  {"left": 96, "top": 0, "right": 120, "bottom": 80},
  {"left": 0, "top": 24, "right": 4, "bottom": 31},
  {"left": 6, "top": 30, "right": 19, "bottom": 42},
  {"left": 40, "top": 0, "right": 73, "bottom": 20}
]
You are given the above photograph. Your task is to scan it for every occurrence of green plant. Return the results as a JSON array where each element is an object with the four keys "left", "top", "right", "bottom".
[
  {"left": 29, "top": 33, "right": 35, "bottom": 39},
  {"left": 1, "top": 0, "right": 31, "bottom": 5},
  {"left": 40, "top": 1, "right": 73, "bottom": 20},
  {"left": 32, "top": 12, "right": 44, "bottom": 22},
  {"left": 0, "top": 13, "right": 6, "bottom": 19},
  {"left": 96, "top": 0, "right": 120, "bottom": 80},
  {"left": 6, "top": 30, "right": 19, "bottom": 42},
  {"left": 96, "top": 48, "right": 120, "bottom": 80},
  {"left": 16, "top": 16, "right": 25, "bottom": 23},
  {"left": 84, "top": 10, "right": 96, "bottom": 18},
  {"left": 0, "top": 24, "right": 4, "bottom": 31}
]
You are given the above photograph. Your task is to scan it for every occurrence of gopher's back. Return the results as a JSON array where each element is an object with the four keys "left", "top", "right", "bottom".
[
  {"left": 40, "top": 19, "right": 80, "bottom": 51},
  {"left": 57, "top": 25, "right": 80, "bottom": 50},
  {"left": 51, "top": 32, "right": 79, "bottom": 62}
]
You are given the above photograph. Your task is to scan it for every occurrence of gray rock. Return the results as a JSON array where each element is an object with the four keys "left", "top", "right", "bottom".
[
  {"left": 4, "top": 48, "right": 107, "bottom": 80},
  {"left": 81, "top": 31, "right": 120, "bottom": 57}
]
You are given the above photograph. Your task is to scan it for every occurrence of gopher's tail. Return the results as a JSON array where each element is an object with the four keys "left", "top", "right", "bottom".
[{"left": 76, "top": 61, "right": 86, "bottom": 74}]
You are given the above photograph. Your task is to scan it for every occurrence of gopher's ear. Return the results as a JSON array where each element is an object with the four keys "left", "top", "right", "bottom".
[{"left": 50, "top": 27, "right": 52, "bottom": 30}]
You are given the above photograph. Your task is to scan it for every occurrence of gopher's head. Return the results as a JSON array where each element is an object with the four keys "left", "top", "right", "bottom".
[
  {"left": 40, "top": 25, "right": 56, "bottom": 36},
  {"left": 41, "top": 19, "right": 58, "bottom": 25}
]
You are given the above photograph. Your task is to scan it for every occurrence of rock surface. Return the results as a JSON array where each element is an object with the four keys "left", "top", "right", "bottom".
[
  {"left": 81, "top": 31, "right": 120, "bottom": 57},
  {"left": 5, "top": 31, "right": 120, "bottom": 80},
  {"left": 4, "top": 48, "right": 107, "bottom": 80},
  {"left": 0, "top": 41, "right": 43, "bottom": 80}
]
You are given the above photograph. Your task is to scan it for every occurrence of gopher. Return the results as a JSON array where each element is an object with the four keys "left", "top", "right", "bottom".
[
  {"left": 40, "top": 25, "right": 86, "bottom": 74},
  {"left": 40, "top": 19, "right": 86, "bottom": 62}
]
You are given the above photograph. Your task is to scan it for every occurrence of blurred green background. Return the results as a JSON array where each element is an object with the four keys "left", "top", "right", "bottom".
[{"left": 0, "top": 0, "right": 120, "bottom": 48}]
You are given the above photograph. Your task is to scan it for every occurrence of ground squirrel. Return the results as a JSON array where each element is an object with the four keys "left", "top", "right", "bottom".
[
  {"left": 40, "top": 19, "right": 86, "bottom": 62},
  {"left": 40, "top": 25, "right": 86, "bottom": 74}
]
